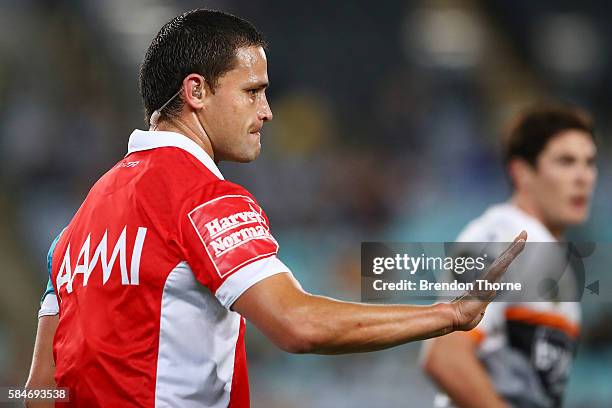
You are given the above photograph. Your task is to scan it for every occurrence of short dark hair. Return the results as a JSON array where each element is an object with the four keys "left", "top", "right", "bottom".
[
  {"left": 502, "top": 104, "right": 595, "bottom": 167},
  {"left": 139, "top": 9, "right": 267, "bottom": 124}
]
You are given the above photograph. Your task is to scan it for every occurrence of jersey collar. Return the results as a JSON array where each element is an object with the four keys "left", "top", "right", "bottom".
[{"left": 127, "top": 129, "right": 224, "bottom": 180}]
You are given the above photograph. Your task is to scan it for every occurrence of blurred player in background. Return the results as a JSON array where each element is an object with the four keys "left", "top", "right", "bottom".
[
  {"left": 422, "top": 105, "right": 597, "bottom": 408},
  {"left": 24, "top": 9, "right": 526, "bottom": 408}
]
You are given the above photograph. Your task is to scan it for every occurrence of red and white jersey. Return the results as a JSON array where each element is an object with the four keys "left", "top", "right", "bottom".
[{"left": 49, "top": 129, "right": 291, "bottom": 407}]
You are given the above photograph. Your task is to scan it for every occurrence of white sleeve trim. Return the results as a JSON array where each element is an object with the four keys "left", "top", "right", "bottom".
[
  {"left": 215, "top": 255, "right": 292, "bottom": 309},
  {"left": 38, "top": 293, "right": 59, "bottom": 318}
]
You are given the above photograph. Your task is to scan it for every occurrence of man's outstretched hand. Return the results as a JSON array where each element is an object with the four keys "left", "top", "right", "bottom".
[{"left": 451, "top": 231, "right": 527, "bottom": 331}]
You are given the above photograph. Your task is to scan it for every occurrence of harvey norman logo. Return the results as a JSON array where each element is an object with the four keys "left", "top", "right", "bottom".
[
  {"left": 56, "top": 226, "right": 147, "bottom": 295},
  {"left": 205, "top": 207, "right": 268, "bottom": 256},
  {"left": 189, "top": 195, "right": 278, "bottom": 278}
]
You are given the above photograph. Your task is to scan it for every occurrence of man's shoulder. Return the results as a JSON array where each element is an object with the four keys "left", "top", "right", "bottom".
[
  {"left": 117, "top": 147, "right": 244, "bottom": 202},
  {"left": 140, "top": 145, "right": 221, "bottom": 185},
  {"left": 457, "top": 202, "right": 552, "bottom": 242},
  {"left": 147, "top": 149, "right": 256, "bottom": 197},
  {"left": 78, "top": 149, "right": 264, "bottom": 232},
  {"left": 456, "top": 203, "right": 517, "bottom": 242}
]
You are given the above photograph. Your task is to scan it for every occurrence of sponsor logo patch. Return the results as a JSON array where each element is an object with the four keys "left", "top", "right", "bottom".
[{"left": 188, "top": 195, "right": 278, "bottom": 278}]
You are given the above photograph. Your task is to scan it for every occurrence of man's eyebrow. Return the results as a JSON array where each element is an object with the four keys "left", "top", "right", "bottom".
[{"left": 245, "top": 80, "right": 269, "bottom": 89}]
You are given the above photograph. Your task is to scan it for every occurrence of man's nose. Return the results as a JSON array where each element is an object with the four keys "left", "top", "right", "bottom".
[
  {"left": 258, "top": 97, "right": 273, "bottom": 122},
  {"left": 575, "top": 162, "right": 596, "bottom": 187}
]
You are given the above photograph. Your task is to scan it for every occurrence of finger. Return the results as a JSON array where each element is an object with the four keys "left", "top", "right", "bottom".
[
  {"left": 471, "top": 288, "right": 496, "bottom": 302},
  {"left": 454, "top": 231, "right": 528, "bottom": 303},
  {"left": 509, "top": 230, "right": 528, "bottom": 256},
  {"left": 484, "top": 230, "right": 527, "bottom": 282},
  {"left": 500, "top": 230, "right": 528, "bottom": 262}
]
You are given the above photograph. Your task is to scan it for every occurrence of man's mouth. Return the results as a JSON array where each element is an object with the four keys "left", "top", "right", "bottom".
[
  {"left": 570, "top": 195, "right": 588, "bottom": 209},
  {"left": 249, "top": 126, "right": 262, "bottom": 137},
  {"left": 249, "top": 122, "right": 263, "bottom": 134}
]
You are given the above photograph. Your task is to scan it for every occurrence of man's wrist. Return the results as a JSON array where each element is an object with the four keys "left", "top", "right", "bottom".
[{"left": 434, "top": 302, "right": 457, "bottom": 335}]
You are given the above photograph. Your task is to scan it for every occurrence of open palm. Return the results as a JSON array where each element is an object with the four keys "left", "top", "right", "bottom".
[{"left": 452, "top": 231, "right": 527, "bottom": 331}]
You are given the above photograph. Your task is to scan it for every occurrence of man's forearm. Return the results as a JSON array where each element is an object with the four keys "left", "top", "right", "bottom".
[
  {"left": 236, "top": 232, "right": 525, "bottom": 355},
  {"left": 296, "top": 295, "right": 456, "bottom": 354},
  {"left": 423, "top": 333, "right": 508, "bottom": 408},
  {"left": 235, "top": 274, "right": 459, "bottom": 355},
  {"left": 25, "top": 315, "right": 58, "bottom": 408}
]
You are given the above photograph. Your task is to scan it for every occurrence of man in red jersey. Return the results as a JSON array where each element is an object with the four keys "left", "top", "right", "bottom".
[{"left": 25, "top": 9, "right": 526, "bottom": 408}]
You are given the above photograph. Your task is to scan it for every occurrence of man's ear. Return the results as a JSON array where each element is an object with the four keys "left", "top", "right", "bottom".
[
  {"left": 508, "top": 158, "right": 535, "bottom": 191},
  {"left": 182, "top": 74, "right": 207, "bottom": 109}
]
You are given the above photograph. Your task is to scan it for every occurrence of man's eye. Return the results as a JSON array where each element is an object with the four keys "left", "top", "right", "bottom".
[
  {"left": 557, "top": 156, "right": 574, "bottom": 165},
  {"left": 247, "top": 89, "right": 258, "bottom": 96}
]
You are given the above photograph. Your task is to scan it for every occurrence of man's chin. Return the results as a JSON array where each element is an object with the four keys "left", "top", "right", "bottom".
[
  {"left": 233, "top": 147, "right": 261, "bottom": 163},
  {"left": 563, "top": 210, "right": 590, "bottom": 226}
]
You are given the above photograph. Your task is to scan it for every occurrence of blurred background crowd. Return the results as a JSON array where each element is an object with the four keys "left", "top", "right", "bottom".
[{"left": 1, "top": 0, "right": 611, "bottom": 406}]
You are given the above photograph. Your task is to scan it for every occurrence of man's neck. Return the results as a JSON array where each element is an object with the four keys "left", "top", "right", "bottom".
[
  {"left": 511, "top": 194, "right": 564, "bottom": 239},
  {"left": 152, "top": 118, "right": 217, "bottom": 163}
]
